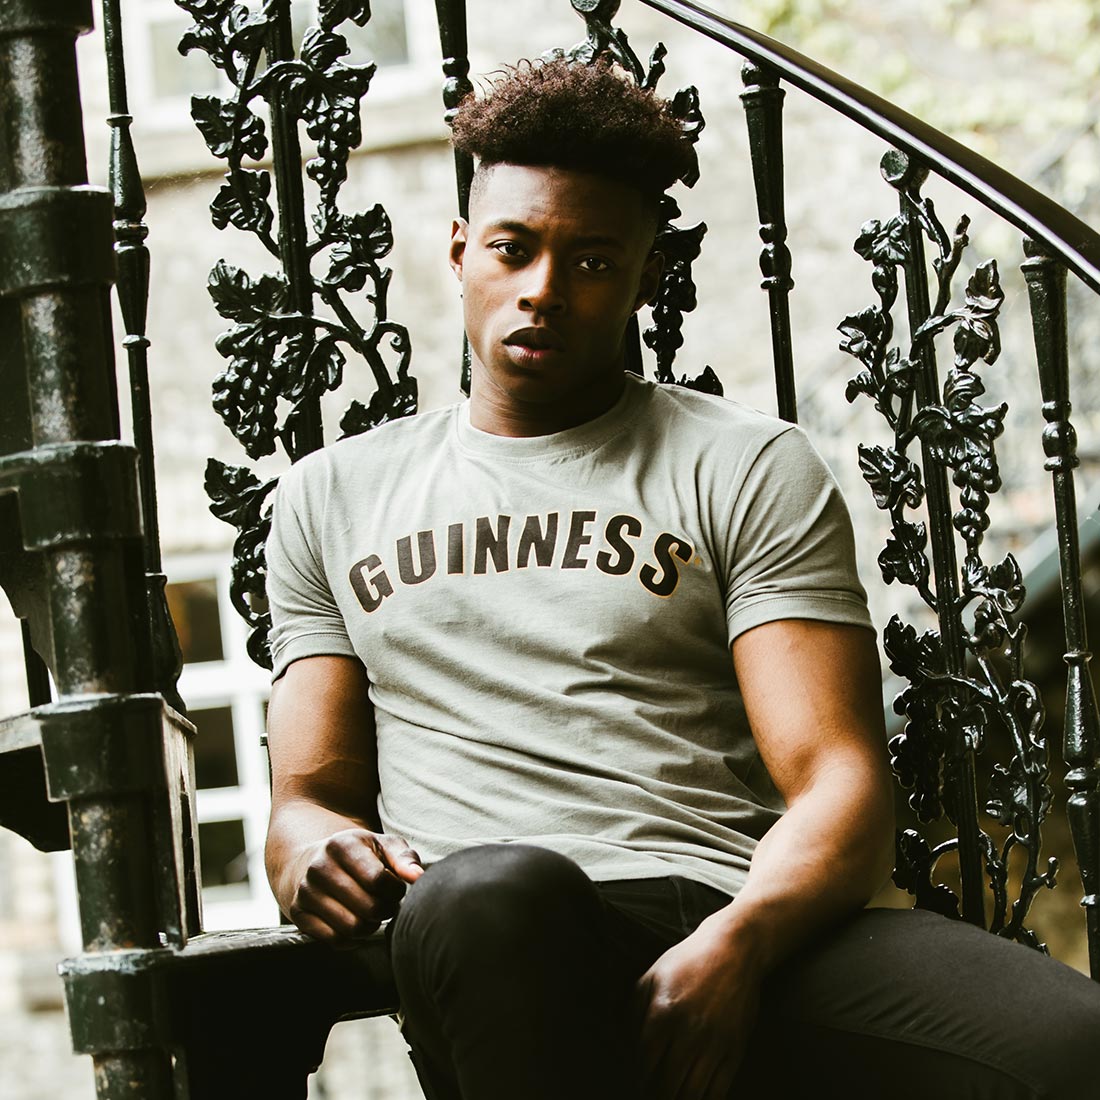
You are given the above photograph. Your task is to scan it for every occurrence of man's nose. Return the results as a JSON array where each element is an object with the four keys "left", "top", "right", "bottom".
[{"left": 518, "top": 258, "right": 566, "bottom": 314}]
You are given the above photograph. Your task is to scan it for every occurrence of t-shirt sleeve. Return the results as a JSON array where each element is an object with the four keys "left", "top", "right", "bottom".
[
  {"left": 723, "top": 425, "right": 873, "bottom": 642},
  {"left": 265, "top": 464, "right": 358, "bottom": 680}
]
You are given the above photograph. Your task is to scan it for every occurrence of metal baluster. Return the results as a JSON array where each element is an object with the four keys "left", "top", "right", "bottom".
[
  {"left": 434, "top": 0, "right": 474, "bottom": 218},
  {"left": 434, "top": 0, "right": 474, "bottom": 395},
  {"left": 887, "top": 151, "right": 986, "bottom": 926},
  {"left": 740, "top": 60, "right": 796, "bottom": 423},
  {"left": 101, "top": 0, "right": 183, "bottom": 713},
  {"left": 1023, "top": 238, "right": 1100, "bottom": 979},
  {"left": 266, "top": 0, "right": 324, "bottom": 460}
]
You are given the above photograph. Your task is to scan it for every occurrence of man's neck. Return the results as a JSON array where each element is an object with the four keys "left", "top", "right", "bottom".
[{"left": 467, "top": 367, "right": 628, "bottom": 439}]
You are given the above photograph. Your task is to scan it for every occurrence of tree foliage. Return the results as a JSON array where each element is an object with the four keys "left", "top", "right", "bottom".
[{"left": 739, "top": 0, "right": 1099, "bottom": 188}]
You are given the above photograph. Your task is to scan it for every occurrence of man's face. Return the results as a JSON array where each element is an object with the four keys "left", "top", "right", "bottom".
[{"left": 449, "top": 164, "right": 662, "bottom": 435}]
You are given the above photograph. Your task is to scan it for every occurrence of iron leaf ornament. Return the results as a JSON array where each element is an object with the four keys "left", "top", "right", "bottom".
[
  {"left": 178, "top": 0, "right": 415, "bottom": 665},
  {"left": 318, "top": 0, "right": 372, "bottom": 29},
  {"left": 842, "top": 150, "right": 1056, "bottom": 947},
  {"left": 204, "top": 459, "right": 278, "bottom": 668}
]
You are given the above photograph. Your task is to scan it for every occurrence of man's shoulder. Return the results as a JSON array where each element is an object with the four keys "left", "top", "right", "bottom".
[
  {"left": 634, "top": 375, "right": 797, "bottom": 452},
  {"left": 280, "top": 402, "right": 461, "bottom": 487}
]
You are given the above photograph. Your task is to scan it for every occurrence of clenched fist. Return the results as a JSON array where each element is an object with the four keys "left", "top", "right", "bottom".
[{"left": 284, "top": 829, "right": 424, "bottom": 942}]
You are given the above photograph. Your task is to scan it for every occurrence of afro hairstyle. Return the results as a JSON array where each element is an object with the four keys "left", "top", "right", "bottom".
[{"left": 451, "top": 58, "right": 696, "bottom": 209}]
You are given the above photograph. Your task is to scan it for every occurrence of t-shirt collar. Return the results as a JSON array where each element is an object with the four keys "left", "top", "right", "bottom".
[{"left": 455, "top": 372, "right": 647, "bottom": 461}]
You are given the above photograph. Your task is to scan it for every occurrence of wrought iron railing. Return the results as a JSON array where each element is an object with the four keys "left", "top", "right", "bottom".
[
  {"left": 2, "top": 0, "right": 1099, "bottom": 1097},
  {"left": 183, "top": 0, "right": 1099, "bottom": 977}
]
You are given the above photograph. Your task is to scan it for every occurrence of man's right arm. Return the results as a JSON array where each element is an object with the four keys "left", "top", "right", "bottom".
[{"left": 265, "top": 654, "right": 424, "bottom": 941}]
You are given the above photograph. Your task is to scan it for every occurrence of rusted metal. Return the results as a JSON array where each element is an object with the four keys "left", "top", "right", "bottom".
[{"left": 0, "top": 0, "right": 175, "bottom": 1094}]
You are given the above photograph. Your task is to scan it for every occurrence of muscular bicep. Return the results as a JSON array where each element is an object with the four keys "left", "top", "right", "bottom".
[
  {"left": 267, "top": 655, "right": 381, "bottom": 829},
  {"left": 731, "top": 619, "right": 891, "bottom": 807}
]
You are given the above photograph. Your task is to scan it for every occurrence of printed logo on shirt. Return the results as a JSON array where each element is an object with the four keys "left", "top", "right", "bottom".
[{"left": 348, "top": 510, "right": 695, "bottom": 613}]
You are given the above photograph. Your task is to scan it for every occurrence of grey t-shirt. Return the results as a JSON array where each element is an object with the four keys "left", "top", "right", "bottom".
[{"left": 266, "top": 374, "right": 872, "bottom": 897}]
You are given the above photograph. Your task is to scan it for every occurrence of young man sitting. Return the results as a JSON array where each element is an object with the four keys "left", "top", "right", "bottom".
[{"left": 263, "top": 58, "right": 1100, "bottom": 1100}]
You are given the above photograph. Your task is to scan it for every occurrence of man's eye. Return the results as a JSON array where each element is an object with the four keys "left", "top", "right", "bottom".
[
  {"left": 578, "top": 256, "right": 611, "bottom": 272},
  {"left": 491, "top": 241, "right": 525, "bottom": 258}
]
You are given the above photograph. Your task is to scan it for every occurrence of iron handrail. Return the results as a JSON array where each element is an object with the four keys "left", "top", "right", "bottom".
[{"left": 641, "top": 0, "right": 1100, "bottom": 294}]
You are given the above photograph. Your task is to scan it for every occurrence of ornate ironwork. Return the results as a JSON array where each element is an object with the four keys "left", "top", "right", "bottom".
[
  {"left": 740, "top": 60, "right": 796, "bottom": 422},
  {"left": 1023, "top": 238, "right": 1100, "bottom": 979},
  {"left": 178, "top": 0, "right": 416, "bottom": 666},
  {"left": 102, "top": 0, "right": 185, "bottom": 713},
  {"left": 549, "top": 0, "right": 719, "bottom": 396},
  {"left": 842, "top": 150, "right": 1056, "bottom": 948}
]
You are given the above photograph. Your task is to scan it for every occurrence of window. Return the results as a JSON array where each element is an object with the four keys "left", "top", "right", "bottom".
[
  {"left": 129, "top": 0, "right": 414, "bottom": 118},
  {"left": 167, "top": 556, "right": 277, "bottom": 930}
]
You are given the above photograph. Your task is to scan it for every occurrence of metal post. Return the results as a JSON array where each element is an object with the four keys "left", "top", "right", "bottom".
[
  {"left": 1023, "top": 238, "right": 1100, "bottom": 978},
  {"left": 100, "top": 0, "right": 184, "bottom": 713},
  {"left": 434, "top": 0, "right": 474, "bottom": 394},
  {"left": 0, "top": 0, "right": 173, "bottom": 1093},
  {"left": 740, "top": 60, "right": 797, "bottom": 423}
]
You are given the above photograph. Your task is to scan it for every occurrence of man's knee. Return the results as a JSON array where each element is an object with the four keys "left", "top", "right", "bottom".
[{"left": 391, "top": 843, "right": 600, "bottom": 961}]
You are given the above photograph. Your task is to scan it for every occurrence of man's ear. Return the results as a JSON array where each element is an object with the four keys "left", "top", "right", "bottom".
[
  {"left": 633, "top": 250, "right": 665, "bottom": 312},
  {"left": 449, "top": 218, "right": 468, "bottom": 283}
]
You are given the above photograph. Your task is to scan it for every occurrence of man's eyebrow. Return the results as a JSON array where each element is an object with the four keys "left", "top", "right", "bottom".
[
  {"left": 481, "top": 220, "right": 628, "bottom": 249},
  {"left": 482, "top": 219, "right": 534, "bottom": 235}
]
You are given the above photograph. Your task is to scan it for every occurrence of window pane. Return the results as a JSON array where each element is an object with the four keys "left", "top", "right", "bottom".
[
  {"left": 191, "top": 705, "right": 239, "bottom": 789},
  {"left": 290, "top": 0, "right": 408, "bottom": 67},
  {"left": 166, "top": 578, "right": 224, "bottom": 663},
  {"left": 342, "top": 0, "right": 409, "bottom": 68},
  {"left": 199, "top": 819, "right": 250, "bottom": 887},
  {"left": 149, "top": 18, "right": 221, "bottom": 101}
]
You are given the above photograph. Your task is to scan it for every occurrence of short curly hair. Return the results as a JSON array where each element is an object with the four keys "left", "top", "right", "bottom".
[{"left": 451, "top": 58, "right": 695, "bottom": 207}]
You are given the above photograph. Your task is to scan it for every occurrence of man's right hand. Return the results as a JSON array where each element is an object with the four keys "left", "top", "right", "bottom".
[
  {"left": 284, "top": 828, "right": 424, "bottom": 942},
  {"left": 264, "top": 657, "right": 422, "bottom": 942}
]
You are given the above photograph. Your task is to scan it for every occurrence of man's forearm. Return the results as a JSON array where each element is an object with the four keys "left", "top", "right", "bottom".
[
  {"left": 705, "top": 758, "right": 894, "bottom": 974},
  {"left": 634, "top": 756, "right": 893, "bottom": 1098}
]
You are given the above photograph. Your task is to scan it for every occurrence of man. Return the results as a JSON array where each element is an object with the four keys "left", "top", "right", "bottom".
[{"left": 264, "top": 59, "right": 1099, "bottom": 1100}]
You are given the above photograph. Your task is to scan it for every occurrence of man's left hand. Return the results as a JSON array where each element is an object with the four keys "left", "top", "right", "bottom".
[{"left": 635, "top": 915, "right": 761, "bottom": 1100}]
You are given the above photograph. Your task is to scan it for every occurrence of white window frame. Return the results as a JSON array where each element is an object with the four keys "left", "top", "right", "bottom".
[
  {"left": 169, "top": 552, "right": 279, "bottom": 931},
  {"left": 125, "top": 0, "right": 434, "bottom": 131}
]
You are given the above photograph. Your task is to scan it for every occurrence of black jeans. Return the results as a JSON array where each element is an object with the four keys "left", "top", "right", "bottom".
[{"left": 388, "top": 844, "right": 1100, "bottom": 1099}]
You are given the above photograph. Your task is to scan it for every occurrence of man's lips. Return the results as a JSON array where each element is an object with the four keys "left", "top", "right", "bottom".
[{"left": 503, "top": 326, "right": 566, "bottom": 352}]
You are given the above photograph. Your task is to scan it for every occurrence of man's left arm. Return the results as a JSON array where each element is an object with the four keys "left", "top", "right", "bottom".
[{"left": 637, "top": 617, "right": 895, "bottom": 1099}]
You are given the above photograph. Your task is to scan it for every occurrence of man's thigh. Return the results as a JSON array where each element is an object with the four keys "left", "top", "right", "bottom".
[{"left": 741, "top": 907, "right": 1100, "bottom": 1099}]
